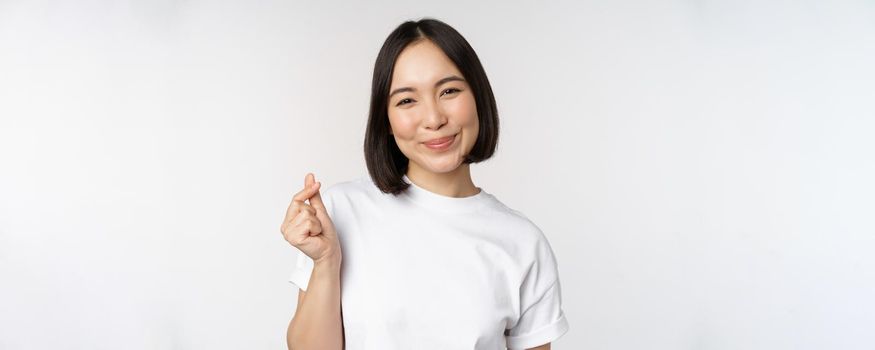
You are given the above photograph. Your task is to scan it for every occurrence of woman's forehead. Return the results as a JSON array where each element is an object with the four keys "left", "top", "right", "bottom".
[{"left": 390, "top": 40, "right": 463, "bottom": 88}]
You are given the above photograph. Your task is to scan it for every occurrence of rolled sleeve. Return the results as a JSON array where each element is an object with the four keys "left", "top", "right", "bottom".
[
  {"left": 505, "top": 278, "right": 569, "bottom": 349},
  {"left": 505, "top": 224, "right": 570, "bottom": 350}
]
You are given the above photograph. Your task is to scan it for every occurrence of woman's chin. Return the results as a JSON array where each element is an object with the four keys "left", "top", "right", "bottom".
[{"left": 414, "top": 156, "right": 463, "bottom": 174}]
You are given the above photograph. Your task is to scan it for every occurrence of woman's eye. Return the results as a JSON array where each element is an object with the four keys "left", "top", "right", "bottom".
[
  {"left": 441, "top": 88, "right": 460, "bottom": 96},
  {"left": 396, "top": 98, "right": 414, "bottom": 106}
]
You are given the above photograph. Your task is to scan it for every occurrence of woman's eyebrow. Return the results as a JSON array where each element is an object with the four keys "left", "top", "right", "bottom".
[{"left": 389, "top": 75, "right": 466, "bottom": 98}]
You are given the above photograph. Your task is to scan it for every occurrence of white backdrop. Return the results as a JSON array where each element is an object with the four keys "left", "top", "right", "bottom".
[{"left": 1, "top": 1, "right": 874, "bottom": 349}]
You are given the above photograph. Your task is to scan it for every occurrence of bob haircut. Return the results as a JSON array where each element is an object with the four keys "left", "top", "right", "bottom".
[{"left": 364, "top": 18, "right": 500, "bottom": 195}]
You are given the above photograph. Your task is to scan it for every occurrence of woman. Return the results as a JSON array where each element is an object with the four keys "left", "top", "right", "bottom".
[{"left": 281, "top": 18, "right": 569, "bottom": 350}]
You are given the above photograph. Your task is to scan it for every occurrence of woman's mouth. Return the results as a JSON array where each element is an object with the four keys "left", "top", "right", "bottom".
[{"left": 423, "top": 134, "right": 456, "bottom": 151}]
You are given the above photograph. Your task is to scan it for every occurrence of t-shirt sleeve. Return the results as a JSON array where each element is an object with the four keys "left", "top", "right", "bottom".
[
  {"left": 288, "top": 248, "right": 314, "bottom": 292},
  {"left": 504, "top": 230, "right": 570, "bottom": 349}
]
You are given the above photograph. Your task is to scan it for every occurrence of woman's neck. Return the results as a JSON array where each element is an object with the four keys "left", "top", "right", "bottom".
[{"left": 406, "top": 163, "right": 480, "bottom": 198}]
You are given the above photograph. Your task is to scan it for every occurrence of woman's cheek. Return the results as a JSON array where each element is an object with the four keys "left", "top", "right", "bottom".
[
  {"left": 446, "top": 95, "right": 478, "bottom": 125},
  {"left": 389, "top": 111, "right": 417, "bottom": 140}
]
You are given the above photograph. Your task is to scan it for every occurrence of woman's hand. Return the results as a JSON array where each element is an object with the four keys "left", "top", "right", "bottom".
[{"left": 281, "top": 173, "right": 342, "bottom": 265}]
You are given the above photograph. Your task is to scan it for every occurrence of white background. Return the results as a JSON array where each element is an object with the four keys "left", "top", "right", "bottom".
[{"left": 1, "top": 0, "right": 874, "bottom": 349}]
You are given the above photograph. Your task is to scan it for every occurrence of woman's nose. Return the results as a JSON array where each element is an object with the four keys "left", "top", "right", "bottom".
[{"left": 422, "top": 99, "right": 448, "bottom": 130}]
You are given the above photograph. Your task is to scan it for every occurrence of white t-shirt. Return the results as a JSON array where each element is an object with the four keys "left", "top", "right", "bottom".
[{"left": 288, "top": 174, "right": 569, "bottom": 349}]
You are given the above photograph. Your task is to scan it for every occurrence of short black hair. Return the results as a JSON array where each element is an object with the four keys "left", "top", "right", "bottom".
[{"left": 364, "top": 18, "right": 500, "bottom": 195}]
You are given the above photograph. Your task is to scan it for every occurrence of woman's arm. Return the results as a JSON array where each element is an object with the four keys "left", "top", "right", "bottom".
[
  {"left": 286, "top": 256, "right": 344, "bottom": 350},
  {"left": 527, "top": 343, "right": 550, "bottom": 350},
  {"left": 282, "top": 173, "right": 344, "bottom": 349}
]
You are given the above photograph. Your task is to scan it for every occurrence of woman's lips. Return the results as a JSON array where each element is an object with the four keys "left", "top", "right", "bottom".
[
  {"left": 424, "top": 135, "right": 454, "bottom": 145},
  {"left": 423, "top": 134, "right": 456, "bottom": 150}
]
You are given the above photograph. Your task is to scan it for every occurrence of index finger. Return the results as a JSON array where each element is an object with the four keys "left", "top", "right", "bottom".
[
  {"left": 285, "top": 182, "right": 321, "bottom": 220},
  {"left": 292, "top": 181, "right": 321, "bottom": 203}
]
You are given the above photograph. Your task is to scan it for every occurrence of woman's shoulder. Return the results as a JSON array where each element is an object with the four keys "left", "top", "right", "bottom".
[
  {"left": 319, "top": 175, "right": 381, "bottom": 210},
  {"left": 482, "top": 196, "right": 560, "bottom": 269},
  {"left": 321, "top": 175, "right": 374, "bottom": 197},
  {"left": 483, "top": 195, "right": 549, "bottom": 240}
]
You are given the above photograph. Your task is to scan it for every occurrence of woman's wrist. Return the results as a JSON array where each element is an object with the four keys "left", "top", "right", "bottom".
[{"left": 314, "top": 251, "right": 342, "bottom": 270}]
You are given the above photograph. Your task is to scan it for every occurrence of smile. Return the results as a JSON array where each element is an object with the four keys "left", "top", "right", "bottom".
[{"left": 423, "top": 134, "right": 457, "bottom": 151}]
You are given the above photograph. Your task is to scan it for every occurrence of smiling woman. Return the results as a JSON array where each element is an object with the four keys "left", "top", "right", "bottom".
[
  {"left": 284, "top": 18, "right": 569, "bottom": 350},
  {"left": 386, "top": 39, "right": 481, "bottom": 189},
  {"left": 364, "top": 19, "right": 499, "bottom": 196}
]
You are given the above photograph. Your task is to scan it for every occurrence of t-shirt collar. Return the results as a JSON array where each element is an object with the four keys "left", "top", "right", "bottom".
[{"left": 401, "top": 174, "right": 491, "bottom": 213}]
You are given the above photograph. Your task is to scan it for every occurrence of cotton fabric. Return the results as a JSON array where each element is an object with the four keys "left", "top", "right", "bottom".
[{"left": 289, "top": 175, "right": 569, "bottom": 349}]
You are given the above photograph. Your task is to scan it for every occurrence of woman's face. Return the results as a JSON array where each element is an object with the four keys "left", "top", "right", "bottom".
[{"left": 387, "top": 39, "right": 479, "bottom": 175}]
